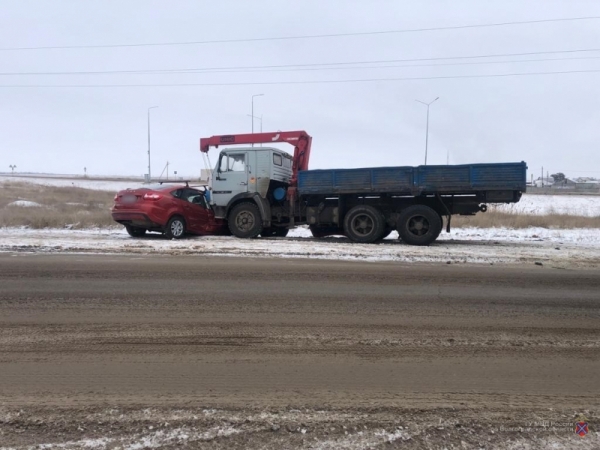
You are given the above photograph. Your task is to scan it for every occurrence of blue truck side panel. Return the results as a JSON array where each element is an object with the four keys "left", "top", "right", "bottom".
[{"left": 297, "top": 162, "right": 527, "bottom": 196}]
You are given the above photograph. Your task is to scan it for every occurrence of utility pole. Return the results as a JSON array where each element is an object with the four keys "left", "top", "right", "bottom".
[
  {"left": 9, "top": 164, "right": 16, "bottom": 174},
  {"left": 541, "top": 166, "right": 544, "bottom": 187},
  {"left": 147, "top": 106, "right": 158, "bottom": 182},
  {"left": 415, "top": 97, "right": 439, "bottom": 165}
]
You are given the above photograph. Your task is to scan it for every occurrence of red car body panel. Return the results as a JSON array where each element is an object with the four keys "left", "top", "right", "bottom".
[{"left": 111, "top": 184, "right": 228, "bottom": 236}]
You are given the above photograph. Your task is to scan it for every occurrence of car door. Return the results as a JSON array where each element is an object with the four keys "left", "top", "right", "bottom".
[
  {"left": 180, "top": 188, "right": 210, "bottom": 233},
  {"left": 211, "top": 152, "right": 249, "bottom": 208}
]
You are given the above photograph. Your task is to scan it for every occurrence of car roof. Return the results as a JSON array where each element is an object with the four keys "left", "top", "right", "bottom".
[{"left": 144, "top": 183, "right": 187, "bottom": 191}]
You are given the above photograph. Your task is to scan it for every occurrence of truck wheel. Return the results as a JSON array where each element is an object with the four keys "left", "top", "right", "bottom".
[
  {"left": 165, "top": 216, "right": 186, "bottom": 239},
  {"left": 343, "top": 205, "right": 385, "bottom": 243},
  {"left": 397, "top": 205, "right": 442, "bottom": 246},
  {"left": 260, "top": 227, "right": 289, "bottom": 238},
  {"left": 228, "top": 202, "right": 263, "bottom": 238},
  {"left": 125, "top": 225, "right": 146, "bottom": 238}
]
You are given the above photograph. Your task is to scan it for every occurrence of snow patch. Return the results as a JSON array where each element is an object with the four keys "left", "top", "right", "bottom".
[
  {"left": 6, "top": 200, "right": 44, "bottom": 208},
  {"left": 7, "top": 426, "right": 243, "bottom": 450}
]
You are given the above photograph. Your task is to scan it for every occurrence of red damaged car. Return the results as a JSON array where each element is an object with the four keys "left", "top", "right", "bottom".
[{"left": 111, "top": 183, "right": 228, "bottom": 238}]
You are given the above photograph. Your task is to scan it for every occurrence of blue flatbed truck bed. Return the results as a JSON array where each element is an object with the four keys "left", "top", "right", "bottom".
[
  {"left": 295, "top": 162, "right": 527, "bottom": 245},
  {"left": 298, "top": 162, "right": 527, "bottom": 196}
]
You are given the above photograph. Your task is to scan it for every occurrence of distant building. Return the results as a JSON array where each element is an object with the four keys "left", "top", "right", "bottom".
[
  {"left": 199, "top": 169, "right": 212, "bottom": 182},
  {"left": 551, "top": 178, "right": 576, "bottom": 189},
  {"left": 574, "top": 177, "right": 600, "bottom": 189},
  {"left": 534, "top": 177, "right": 554, "bottom": 187}
]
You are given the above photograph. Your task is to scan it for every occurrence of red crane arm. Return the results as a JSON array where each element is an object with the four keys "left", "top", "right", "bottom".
[{"left": 200, "top": 131, "right": 312, "bottom": 186}]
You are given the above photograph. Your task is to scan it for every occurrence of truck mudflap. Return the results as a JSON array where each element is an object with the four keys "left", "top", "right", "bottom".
[
  {"left": 436, "top": 194, "right": 452, "bottom": 233},
  {"left": 252, "top": 194, "right": 272, "bottom": 228}
]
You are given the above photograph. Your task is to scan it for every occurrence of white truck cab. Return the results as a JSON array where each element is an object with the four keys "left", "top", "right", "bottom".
[{"left": 210, "top": 147, "right": 293, "bottom": 218}]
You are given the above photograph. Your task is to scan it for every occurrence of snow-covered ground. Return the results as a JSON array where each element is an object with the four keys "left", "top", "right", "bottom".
[
  {"left": 493, "top": 194, "right": 600, "bottom": 217},
  {"left": 1, "top": 226, "right": 599, "bottom": 267}
]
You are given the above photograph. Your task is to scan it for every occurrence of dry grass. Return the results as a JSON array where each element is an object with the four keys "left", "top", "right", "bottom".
[
  {"left": 0, "top": 181, "right": 116, "bottom": 229},
  {"left": 453, "top": 210, "right": 600, "bottom": 229}
]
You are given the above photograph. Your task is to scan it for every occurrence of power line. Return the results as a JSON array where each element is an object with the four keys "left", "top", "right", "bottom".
[
  {"left": 1, "top": 16, "right": 599, "bottom": 51},
  {"left": 1, "top": 68, "right": 598, "bottom": 87},
  {"left": 2, "top": 48, "right": 600, "bottom": 76},
  {"left": 178, "top": 56, "right": 600, "bottom": 75},
  {"left": 4, "top": 56, "right": 600, "bottom": 77}
]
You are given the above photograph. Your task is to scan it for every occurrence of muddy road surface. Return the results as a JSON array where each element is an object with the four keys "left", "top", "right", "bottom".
[{"left": 0, "top": 254, "right": 598, "bottom": 449}]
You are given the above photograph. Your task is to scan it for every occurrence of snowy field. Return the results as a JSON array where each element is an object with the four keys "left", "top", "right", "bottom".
[
  {"left": 0, "top": 175, "right": 149, "bottom": 192},
  {"left": 493, "top": 194, "right": 600, "bottom": 217},
  {"left": 1, "top": 226, "right": 599, "bottom": 268}
]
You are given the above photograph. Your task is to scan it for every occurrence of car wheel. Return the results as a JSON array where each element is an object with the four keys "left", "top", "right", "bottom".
[
  {"left": 343, "top": 205, "right": 385, "bottom": 243},
  {"left": 397, "top": 205, "right": 442, "bottom": 246},
  {"left": 228, "top": 202, "right": 263, "bottom": 238},
  {"left": 125, "top": 225, "right": 146, "bottom": 238},
  {"left": 165, "top": 216, "right": 186, "bottom": 239}
]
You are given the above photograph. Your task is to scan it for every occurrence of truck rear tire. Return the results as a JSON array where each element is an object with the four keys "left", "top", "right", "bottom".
[
  {"left": 397, "top": 205, "right": 442, "bottom": 246},
  {"left": 228, "top": 202, "right": 263, "bottom": 238},
  {"left": 343, "top": 205, "right": 385, "bottom": 243}
]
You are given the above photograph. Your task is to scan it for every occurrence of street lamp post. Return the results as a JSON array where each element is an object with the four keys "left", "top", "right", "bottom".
[
  {"left": 147, "top": 106, "right": 158, "bottom": 182},
  {"left": 247, "top": 114, "right": 263, "bottom": 146},
  {"left": 247, "top": 114, "right": 263, "bottom": 133},
  {"left": 415, "top": 97, "right": 439, "bottom": 165},
  {"left": 251, "top": 94, "right": 264, "bottom": 134},
  {"left": 251, "top": 94, "right": 264, "bottom": 148}
]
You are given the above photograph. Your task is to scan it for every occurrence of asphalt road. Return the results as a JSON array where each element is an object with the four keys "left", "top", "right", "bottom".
[{"left": 1, "top": 254, "right": 599, "bottom": 449}]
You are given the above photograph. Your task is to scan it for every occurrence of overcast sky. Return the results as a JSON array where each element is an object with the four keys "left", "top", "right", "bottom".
[{"left": 1, "top": 0, "right": 599, "bottom": 180}]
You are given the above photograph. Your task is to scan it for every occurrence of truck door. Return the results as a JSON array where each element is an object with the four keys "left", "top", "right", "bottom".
[{"left": 211, "top": 152, "right": 249, "bottom": 207}]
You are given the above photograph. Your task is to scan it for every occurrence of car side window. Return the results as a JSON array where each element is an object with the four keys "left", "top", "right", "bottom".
[
  {"left": 218, "top": 153, "right": 245, "bottom": 172},
  {"left": 227, "top": 153, "right": 246, "bottom": 172},
  {"left": 183, "top": 189, "right": 207, "bottom": 208},
  {"left": 273, "top": 153, "right": 282, "bottom": 166},
  {"left": 171, "top": 189, "right": 183, "bottom": 199}
]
